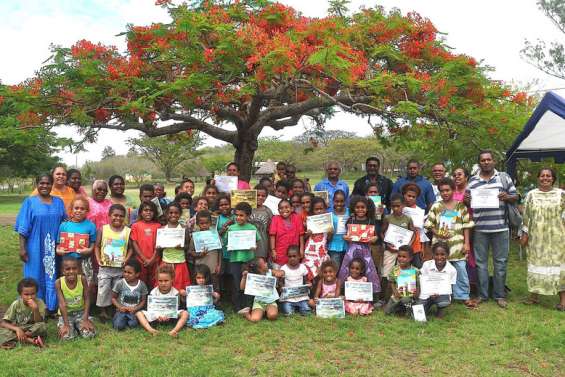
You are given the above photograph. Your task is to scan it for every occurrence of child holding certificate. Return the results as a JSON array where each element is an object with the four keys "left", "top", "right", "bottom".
[
  {"left": 280, "top": 246, "right": 312, "bottom": 316},
  {"left": 250, "top": 185, "right": 274, "bottom": 259},
  {"left": 188, "top": 197, "right": 209, "bottom": 231},
  {"left": 95, "top": 204, "right": 132, "bottom": 322},
  {"left": 158, "top": 202, "right": 191, "bottom": 294},
  {"left": 417, "top": 242, "right": 457, "bottom": 318},
  {"left": 344, "top": 258, "right": 373, "bottom": 315},
  {"left": 240, "top": 257, "right": 282, "bottom": 322},
  {"left": 187, "top": 265, "right": 224, "bottom": 329},
  {"left": 216, "top": 194, "right": 234, "bottom": 299},
  {"left": 401, "top": 184, "right": 425, "bottom": 268},
  {"left": 339, "top": 196, "right": 381, "bottom": 296},
  {"left": 303, "top": 197, "right": 330, "bottom": 278},
  {"left": 381, "top": 194, "right": 415, "bottom": 300},
  {"left": 189, "top": 210, "right": 221, "bottom": 291},
  {"left": 131, "top": 201, "right": 162, "bottom": 289},
  {"left": 311, "top": 260, "right": 342, "bottom": 309},
  {"left": 328, "top": 190, "right": 349, "bottom": 268},
  {"left": 384, "top": 246, "right": 420, "bottom": 316},
  {"left": 269, "top": 199, "right": 304, "bottom": 268},
  {"left": 136, "top": 264, "right": 188, "bottom": 336},
  {"left": 425, "top": 178, "right": 475, "bottom": 308},
  {"left": 227, "top": 202, "right": 261, "bottom": 312}
]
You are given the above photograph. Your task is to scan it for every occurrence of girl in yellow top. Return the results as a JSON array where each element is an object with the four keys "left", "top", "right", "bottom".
[
  {"left": 158, "top": 202, "right": 191, "bottom": 295},
  {"left": 55, "top": 257, "right": 95, "bottom": 340}
]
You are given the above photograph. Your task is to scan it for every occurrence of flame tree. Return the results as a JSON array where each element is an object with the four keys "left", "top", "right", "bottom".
[{"left": 8, "top": 0, "right": 532, "bottom": 180}]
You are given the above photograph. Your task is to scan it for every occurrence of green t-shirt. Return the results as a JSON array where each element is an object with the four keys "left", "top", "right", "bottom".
[
  {"left": 3, "top": 298, "right": 45, "bottom": 326},
  {"left": 226, "top": 222, "right": 261, "bottom": 263},
  {"left": 384, "top": 214, "right": 413, "bottom": 230}
]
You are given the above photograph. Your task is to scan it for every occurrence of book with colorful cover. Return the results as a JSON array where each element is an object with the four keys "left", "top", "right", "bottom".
[
  {"left": 396, "top": 268, "right": 418, "bottom": 297},
  {"left": 59, "top": 232, "right": 89, "bottom": 252},
  {"left": 347, "top": 224, "right": 375, "bottom": 243}
]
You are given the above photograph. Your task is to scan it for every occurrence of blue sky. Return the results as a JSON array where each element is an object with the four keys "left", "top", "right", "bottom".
[{"left": 1, "top": 0, "right": 563, "bottom": 165}]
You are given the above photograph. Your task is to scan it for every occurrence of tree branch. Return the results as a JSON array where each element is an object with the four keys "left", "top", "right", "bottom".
[{"left": 267, "top": 115, "right": 302, "bottom": 130}]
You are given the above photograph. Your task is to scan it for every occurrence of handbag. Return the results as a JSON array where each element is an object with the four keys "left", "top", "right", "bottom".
[{"left": 500, "top": 172, "right": 523, "bottom": 230}]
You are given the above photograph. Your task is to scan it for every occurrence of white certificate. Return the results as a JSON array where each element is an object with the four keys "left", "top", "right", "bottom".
[
  {"left": 227, "top": 230, "right": 256, "bottom": 251},
  {"left": 316, "top": 298, "right": 345, "bottom": 319},
  {"left": 244, "top": 273, "right": 277, "bottom": 297},
  {"left": 335, "top": 215, "right": 348, "bottom": 235},
  {"left": 192, "top": 230, "right": 222, "bottom": 253},
  {"left": 403, "top": 207, "right": 425, "bottom": 229},
  {"left": 156, "top": 227, "right": 186, "bottom": 248},
  {"left": 186, "top": 285, "right": 214, "bottom": 307},
  {"left": 147, "top": 296, "right": 179, "bottom": 319},
  {"left": 306, "top": 213, "right": 334, "bottom": 233},
  {"left": 215, "top": 176, "right": 238, "bottom": 193},
  {"left": 420, "top": 272, "right": 452, "bottom": 297},
  {"left": 412, "top": 304, "right": 427, "bottom": 322},
  {"left": 384, "top": 224, "right": 414, "bottom": 249},
  {"left": 263, "top": 195, "right": 281, "bottom": 215},
  {"left": 280, "top": 285, "right": 310, "bottom": 301},
  {"left": 344, "top": 281, "right": 373, "bottom": 302},
  {"left": 470, "top": 188, "right": 500, "bottom": 209},
  {"left": 150, "top": 197, "right": 164, "bottom": 217}
]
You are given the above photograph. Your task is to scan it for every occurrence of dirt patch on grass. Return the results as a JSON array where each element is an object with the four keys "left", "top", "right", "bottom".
[{"left": 0, "top": 215, "right": 16, "bottom": 226}]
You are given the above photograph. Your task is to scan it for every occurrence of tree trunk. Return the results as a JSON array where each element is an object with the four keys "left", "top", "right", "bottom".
[{"left": 233, "top": 136, "right": 258, "bottom": 183}]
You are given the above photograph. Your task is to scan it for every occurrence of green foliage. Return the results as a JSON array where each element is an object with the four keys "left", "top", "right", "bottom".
[{"left": 81, "top": 155, "right": 162, "bottom": 184}]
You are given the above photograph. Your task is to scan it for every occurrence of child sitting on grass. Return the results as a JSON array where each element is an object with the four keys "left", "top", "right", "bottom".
[
  {"left": 112, "top": 259, "right": 148, "bottom": 330},
  {"left": 136, "top": 264, "right": 188, "bottom": 337},
  {"left": 344, "top": 257, "right": 373, "bottom": 316},
  {"left": 417, "top": 242, "right": 457, "bottom": 319},
  {"left": 280, "top": 246, "right": 312, "bottom": 316},
  {"left": 187, "top": 265, "right": 225, "bottom": 329},
  {"left": 0, "top": 278, "right": 47, "bottom": 349},
  {"left": 240, "top": 257, "right": 283, "bottom": 322},
  {"left": 384, "top": 246, "right": 420, "bottom": 316},
  {"left": 56, "top": 257, "right": 96, "bottom": 340},
  {"left": 310, "top": 260, "right": 342, "bottom": 309}
]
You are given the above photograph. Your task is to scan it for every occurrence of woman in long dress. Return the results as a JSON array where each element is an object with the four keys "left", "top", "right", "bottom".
[
  {"left": 15, "top": 174, "right": 66, "bottom": 312},
  {"left": 520, "top": 168, "right": 565, "bottom": 311}
]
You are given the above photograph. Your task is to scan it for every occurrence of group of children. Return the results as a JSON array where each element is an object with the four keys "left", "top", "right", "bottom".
[{"left": 1, "top": 172, "right": 471, "bottom": 348}]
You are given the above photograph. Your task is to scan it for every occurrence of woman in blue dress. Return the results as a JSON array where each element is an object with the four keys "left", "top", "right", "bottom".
[{"left": 15, "top": 174, "right": 66, "bottom": 312}]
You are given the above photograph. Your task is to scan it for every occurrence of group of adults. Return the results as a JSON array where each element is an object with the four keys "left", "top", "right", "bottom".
[{"left": 14, "top": 151, "right": 565, "bottom": 314}]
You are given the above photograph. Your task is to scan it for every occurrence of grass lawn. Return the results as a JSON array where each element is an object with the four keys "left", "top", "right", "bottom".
[
  {"left": 0, "top": 195, "right": 27, "bottom": 216},
  {"left": 0, "top": 226, "right": 563, "bottom": 376}
]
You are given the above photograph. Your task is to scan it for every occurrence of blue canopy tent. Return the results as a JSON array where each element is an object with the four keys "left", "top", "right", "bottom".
[{"left": 506, "top": 91, "right": 565, "bottom": 178}]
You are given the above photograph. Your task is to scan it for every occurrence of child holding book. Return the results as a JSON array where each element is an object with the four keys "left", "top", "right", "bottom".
[
  {"left": 240, "top": 257, "right": 282, "bottom": 322},
  {"left": 269, "top": 199, "right": 304, "bottom": 268},
  {"left": 136, "top": 264, "right": 189, "bottom": 336},
  {"left": 328, "top": 190, "right": 349, "bottom": 268},
  {"left": 56, "top": 196, "right": 97, "bottom": 284},
  {"left": 425, "top": 178, "right": 475, "bottom": 307},
  {"left": 250, "top": 185, "right": 273, "bottom": 260},
  {"left": 0, "top": 278, "right": 47, "bottom": 348},
  {"left": 417, "top": 242, "right": 457, "bottom": 318},
  {"left": 280, "top": 246, "right": 312, "bottom": 316},
  {"left": 131, "top": 201, "right": 162, "bottom": 289},
  {"left": 187, "top": 265, "right": 225, "bottom": 329},
  {"left": 95, "top": 204, "right": 132, "bottom": 322},
  {"left": 339, "top": 196, "right": 381, "bottom": 295},
  {"left": 158, "top": 202, "right": 191, "bottom": 294},
  {"left": 55, "top": 257, "right": 96, "bottom": 340},
  {"left": 311, "top": 260, "right": 342, "bottom": 309},
  {"left": 344, "top": 257, "right": 373, "bottom": 315},
  {"left": 189, "top": 210, "right": 221, "bottom": 291},
  {"left": 227, "top": 202, "right": 261, "bottom": 312},
  {"left": 303, "top": 197, "right": 331, "bottom": 278},
  {"left": 381, "top": 194, "right": 416, "bottom": 300},
  {"left": 112, "top": 259, "right": 148, "bottom": 330},
  {"left": 384, "top": 246, "right": 420, "bottom": 316}
]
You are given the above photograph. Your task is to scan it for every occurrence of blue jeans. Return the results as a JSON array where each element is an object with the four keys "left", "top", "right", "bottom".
[
  {"left": 450, "top": 260, "right": 470, "bottom": 300},
  {"left": 328, "top": 251, "right": 344, "bottom": 269},
  {"left": 280, "top": 300, "right": 311, "bottom": 315},
  {"left": 113, "top": 312, "right": 138, "bottom": 330},
  {"left": 473, "top": 230, "right": 509, "bottom": 300}
]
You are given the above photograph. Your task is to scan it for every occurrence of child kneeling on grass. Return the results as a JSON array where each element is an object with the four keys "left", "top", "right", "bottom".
[
  {"left": 0, "top": 278, "right": 47, "bottom": 349},
  {"left": 137, "top": 264, "right": 188, "bottom": 337},
  {"left": 417, "top": 242, "right": 456, "bottom": 319},
  {"left": 187, "top": 265, "right": 225, "bottom": 329},
  {"left": 112, "top": 259, "right": 148, "bottom": 330},
  {"left": 56, "top": 257, "right": 96, "bottom": 340},
  {"left": 240, "top": 257, "right": 283, "bottom": 322},
  {"left": 384, "top": 246, "right": 420, "bottom": 316}
]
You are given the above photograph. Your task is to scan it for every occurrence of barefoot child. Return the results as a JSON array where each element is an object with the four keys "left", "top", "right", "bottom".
[
  {"left": 112, "top": 259, "right": 148, "bottom": 330},
  {"left": 56, "top": 257, "right": 96, "bottom": 340},
  {"left": 384, "top": 246, "right": 420, "bottom": 316},
  {"left": 250, "top": 185, "right": 273, "bottom": 260},
  {"left": 269, "top": 199, "right": 304, "bottom": 269},
  {"left": 240, "top": 257, "right": 283, "bottom": 322},
  {"left": 189, "top": 210, "right": 221, "bottom": 290},
  {"left": 131, "top": 201, "right": 162, "bottom": 289},
  {"left": 303, "top": 197, "right": 330, "bottom": 278},
  {"left": 95, "top": 204, "right": 132, "bottom": 322},
  {"left": 311, "top": 260, "right": 342, "bottom": 309},
  {"left": 328, "top": 190, "right": 349, "bottom": 268},
  {"left": 187, "top": 265, "right": 225, "bottom": 329},
  {"left": 136, "top": 264, "right": 188, "bottom": 336},
  {"left": 280, "top": 246, "right": 312, "bottom": 316},
  {"left": 344, "top": 258, "right": 373, "bottom": 316},
  {"left": 0, "top": 278, "right": 47, "bottom": 348}
]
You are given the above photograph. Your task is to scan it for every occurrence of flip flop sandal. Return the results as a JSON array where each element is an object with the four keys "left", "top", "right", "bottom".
[
  {"left": 522, "top": 297, "right": 540, "bottom": 305},
  {"left": 32, "top": 336, "right": 45, "bottom": 348}
]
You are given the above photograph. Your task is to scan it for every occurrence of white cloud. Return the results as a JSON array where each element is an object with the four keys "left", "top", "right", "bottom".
[{"left": 2, "top": 0, "right": 563, "bottom": 166}]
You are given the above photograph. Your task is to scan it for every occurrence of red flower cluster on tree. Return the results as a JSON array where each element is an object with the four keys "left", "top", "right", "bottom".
[{"left": 71, "top": 39, "right": 112, "bottom": 59}]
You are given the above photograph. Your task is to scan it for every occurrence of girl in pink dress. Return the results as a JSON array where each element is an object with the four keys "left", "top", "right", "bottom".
[
  {"left": 310, "top": 260, "right": 342, "bottom": 309},
  {"left": 344, "top": 258, "right": 373, "bottom": 315}
]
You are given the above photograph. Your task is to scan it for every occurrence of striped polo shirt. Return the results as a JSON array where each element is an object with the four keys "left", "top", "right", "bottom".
[{"left": 467, "top": 170, "right": 516, "bottom": 233}]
